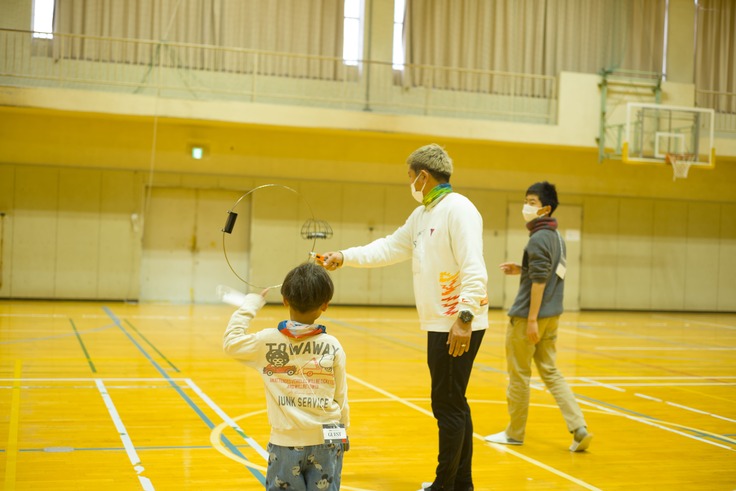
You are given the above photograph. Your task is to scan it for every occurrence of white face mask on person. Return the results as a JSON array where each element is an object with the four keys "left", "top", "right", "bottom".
[
  {"left": 522, "top": 203, "right": 544, "bottom": 222},
  {"left": 410, "top": 173, "right": 426, "bottom": 203}
]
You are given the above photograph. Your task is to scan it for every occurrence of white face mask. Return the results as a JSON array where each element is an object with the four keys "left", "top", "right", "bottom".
[
  {"left": 522, "top": 203, "right": 543, "bottom": 222},
  {"left": 410, "top": 173, "right": 426, "bottom": 203}
]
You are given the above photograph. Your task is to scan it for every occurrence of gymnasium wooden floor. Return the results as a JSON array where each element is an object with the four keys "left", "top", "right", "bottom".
[{"left": 1, "top": 300, "right": 734, "bottom": 490}]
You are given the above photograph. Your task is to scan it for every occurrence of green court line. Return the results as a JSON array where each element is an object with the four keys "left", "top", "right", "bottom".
[
  {"left": 69, "top": 318, "right": 96, "bottom": 373},
  {"left": 123, "top": 319, "right": 180, "bottom": 373}
]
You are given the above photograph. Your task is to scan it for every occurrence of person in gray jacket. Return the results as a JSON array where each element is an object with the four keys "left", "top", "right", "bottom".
[{"left": 484, "top": 181, "right": 593, "bottom": 452}]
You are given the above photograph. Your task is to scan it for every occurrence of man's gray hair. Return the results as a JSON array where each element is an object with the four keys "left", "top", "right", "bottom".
[{"left": 407, "top": 143, "right": 453, "bottom": 178}]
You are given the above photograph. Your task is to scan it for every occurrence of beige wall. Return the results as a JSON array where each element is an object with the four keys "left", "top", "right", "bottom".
[{"left": 2, "top": 160, "right": 734, "bottom": 311}]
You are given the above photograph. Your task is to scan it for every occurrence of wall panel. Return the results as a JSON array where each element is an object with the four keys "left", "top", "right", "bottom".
[
  {"left": 464, "top": 189, "right": 507, "bottom": 309},
  {"left": 376, "top": 185, "right": 415, "bottom": 305},
  {"left": 684, "top": 202, "right": 720, "bottom": 311},
  {"left": 194, "top": 189, "right": 250, "bottom": 303},
  {"left": 98, "top": 170, "right": 142, "bottom": 299},
  {"left": 651, "top": 201, "right": 687, "bottom": 310},
  {"left": 55, "top": 169, "right": 101, "bottom": 298},
  {"left": 248, "top": 178, "right": 302, "bottom": 293},
  {"left": 140, "top": 188, "right": 196, "bottom": 302},
  {"left": 718, "top": 203, "right": 736, "bottom": 311},
  {"left": 580, "top": 197, "right": 619, "bottom": 309},
  {"left": 336, "top": 182, "right": 387, "bottom": 304},
  {"left": 0, "top": 165, "right": 14, "bottom": 297},
  {"left": 616, "top": 199, "right": 654, "bottom": 309},
  {"left": 12, "top": 167, "right": 58, "bottom": 297}
]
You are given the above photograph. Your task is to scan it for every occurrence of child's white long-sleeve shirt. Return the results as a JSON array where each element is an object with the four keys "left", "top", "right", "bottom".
[
  {"left": 223, "top": 294, "right": 349, "bottom": 447},
  {"left": 341, "top": 193, "right": 488, "bottom": 332}
]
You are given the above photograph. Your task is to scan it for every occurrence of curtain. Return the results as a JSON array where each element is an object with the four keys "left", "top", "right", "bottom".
[
  {"left": 695, "top": 0, "right": 736, "bottom": 113},
  {"left": 403, "top": 0, "right": 666, "bottom": 95},
  {"left": 52, "top": 0, "right": 344, "bottom": 79}
]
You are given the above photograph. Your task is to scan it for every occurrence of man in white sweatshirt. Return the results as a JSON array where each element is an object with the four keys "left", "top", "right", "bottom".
[
  {"left": 223, "top": 263, "right": 349, "bottom": 491},
  {"left": 321, "top": 143, "right": 488, "bottom": 491}
]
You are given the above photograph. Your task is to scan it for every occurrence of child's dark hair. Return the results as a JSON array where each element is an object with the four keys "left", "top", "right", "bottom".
[
  {"left": 526, "top": 181, "right": 559, "bottom": 216},
  {"left": 280, "top": 262, "right": 334, "bottom": 313}
]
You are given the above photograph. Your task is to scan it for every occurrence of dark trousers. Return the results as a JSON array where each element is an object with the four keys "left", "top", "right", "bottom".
[{"left": 427, "top": 329, "right": 485, "bottom": 490}]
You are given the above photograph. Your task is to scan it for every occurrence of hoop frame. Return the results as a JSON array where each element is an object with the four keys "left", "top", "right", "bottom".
[{"left": 222, "top": 184, "right": 318, "bottom": 289}]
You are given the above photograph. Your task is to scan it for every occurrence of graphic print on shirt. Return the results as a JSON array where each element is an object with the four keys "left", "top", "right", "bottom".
[
  {"left": 301, "top": 354, "right": 335, "bottom": 377},
  {"left": 265, "top": 341, "right": 340, "bottom": 409},
  {"left": 440, "top": 271, "right": 460, "bottom": 315},
  {"left": 263, "top": 347, "right": 297, "bottom": 376}
]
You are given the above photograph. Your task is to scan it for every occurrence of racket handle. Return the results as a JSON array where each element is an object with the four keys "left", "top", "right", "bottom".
[
  {"left": 222, "top": 211, "right": 238, "bottom": 234},
  {"left": 310, "top": 252, "right": 325, "bottom": 262}
]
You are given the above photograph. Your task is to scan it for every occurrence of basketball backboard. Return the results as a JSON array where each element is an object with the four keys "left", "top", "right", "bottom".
[{"left": 622, "top": 103, "right": 715, "bottom": 168}]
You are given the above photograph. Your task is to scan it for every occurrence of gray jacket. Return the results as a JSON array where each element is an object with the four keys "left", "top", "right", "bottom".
[{"left": 508, "top": 228, "right": 565, "bottom": 319}]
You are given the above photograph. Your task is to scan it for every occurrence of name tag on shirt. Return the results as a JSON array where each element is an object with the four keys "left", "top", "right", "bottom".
[
  {"left": 323, "top": 424, "right": 347, "bottom": 444},
  {"left": 556, "top": 258, "right": 567, "bottom": 280}
]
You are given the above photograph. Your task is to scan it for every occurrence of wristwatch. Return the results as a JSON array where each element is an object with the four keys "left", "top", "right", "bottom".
[{"left": 459, "top": 310, "right": 474, "bottom": 323}]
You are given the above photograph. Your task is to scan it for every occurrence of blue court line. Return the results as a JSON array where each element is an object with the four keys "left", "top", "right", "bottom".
[
  {"left": 69, "top": 318, "right": 96, "bottom": 373},
  {"left": 123, "top": 318, "right": 180, "bottom": 373},
  {"left": 102, "top": 306, "right": 266, "bottom": 485}
]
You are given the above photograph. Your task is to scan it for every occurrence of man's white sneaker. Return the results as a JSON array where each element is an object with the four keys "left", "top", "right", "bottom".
[
  {"left": 416, "top": 482, "right": 433, "bottom": 491},
  {"left": 484, "top": 431, "right": 523, "bottom": 445},
  {"left": 569, "top": 426, "right": 593, "bottom": 452}
]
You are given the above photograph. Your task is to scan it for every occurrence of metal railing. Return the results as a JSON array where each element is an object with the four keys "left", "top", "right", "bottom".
[
  {"left": 0, "top": 29, "right": 557, "bottom": 124},
  {"left": 696, "top": 89, "right": 736, "bottom": 134}
]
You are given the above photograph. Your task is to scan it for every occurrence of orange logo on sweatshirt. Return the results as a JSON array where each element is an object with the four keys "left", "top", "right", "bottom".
[{"left": 440, "top": 271, "right": 460, "bottom": 315}]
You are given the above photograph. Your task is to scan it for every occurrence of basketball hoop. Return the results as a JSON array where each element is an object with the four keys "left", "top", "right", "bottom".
[{"left": 665, "top": 153, "right": 695, "bottom": 181}]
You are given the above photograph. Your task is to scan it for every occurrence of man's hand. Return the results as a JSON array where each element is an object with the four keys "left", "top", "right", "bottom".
[
  {"left": 447, "top": 317, "right": 472, "bottom": 357},
  {"left": 526, "top": 319, "right": 540, "bottom": 344},
  {"left": 320, "top": 251, "right": 344, "bottom": 271},
  {"left": 499, "top": 262, "right": 521, "bottom": 275}
]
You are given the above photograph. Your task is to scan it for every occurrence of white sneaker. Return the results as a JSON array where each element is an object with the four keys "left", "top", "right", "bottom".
[
  {"left": 484, "top": 431, "right": 523, "bottom": 445},
  {"left": 569, "top": 426, "right": 593, "bottom": 452},
  {"left": 416, "top": 482, "right": 433, "bottom": 491}
]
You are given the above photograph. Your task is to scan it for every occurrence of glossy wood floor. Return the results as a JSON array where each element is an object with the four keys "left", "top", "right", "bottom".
[{"left": 1, "top": 300, "right": 735, "bottom": 490}]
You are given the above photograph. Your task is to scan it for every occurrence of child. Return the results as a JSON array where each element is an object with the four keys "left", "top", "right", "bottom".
[
  {"left": 484, "top": 181, "right": 592, "bottom": 452},
  {"left": 223, "top": 262, "right": 349, "bottom": 490}
]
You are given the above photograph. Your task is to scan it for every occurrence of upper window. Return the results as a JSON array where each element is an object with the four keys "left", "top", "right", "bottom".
[
  {"left": 343, "top": 0, "right": 363, "bottom": 65},
  {"left": 392, "top": 0, "right": 406, "bottom": 69},
  {"left": 32, "top": 0, "right": 55, "bottom": 39}
]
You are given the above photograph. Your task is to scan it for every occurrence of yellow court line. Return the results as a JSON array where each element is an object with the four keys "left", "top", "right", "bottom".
[{"left": 4, "top": 360, "right": 22, "bottom": 491}]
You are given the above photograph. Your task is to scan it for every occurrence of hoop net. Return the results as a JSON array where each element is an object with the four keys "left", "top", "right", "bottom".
[{"left": 665, "top": 153, "right": 695, "bottom": 181}]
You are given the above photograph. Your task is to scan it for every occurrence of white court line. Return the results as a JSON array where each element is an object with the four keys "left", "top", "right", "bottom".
[
  {"left": 559, "top": 328, "right": 598, "bottom": 338},
  {"left": 665, "top": 401, "right": 736, "bottom": 423},
  {"left": 711, "top": 414, "right": 736, "bottom": 423},
  {"left": 634, "top": 393, "right": 662, "bottom": 402},
  {"left": 570, "top": 382, "right": 736, "bottom": 387},
  {"left": 184, "top": 379, "right": 270, "bottom": 461},
  {"left": 95, "top": 379, "right": 154, "bottom": 490},
  {"left": 653, "top": 315, "right": 736, "bottom": 331},
  {"left": 577, "top": 399, "right": 734, "bottom": 452},
  {"left": 567, "top": 376, "right": 736, "bottom": 380},
  {"left": 346, "top": 373, "right": 603, "bottom": 491},
  {"left": 595, "top": 347, "right": 736, "bottom": 351},
  {"left": 666, "top": 401, "right": 710, "bottom": 415},
  {"left": 579, "top": 378, "right": 626, "bottom": 392}
]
